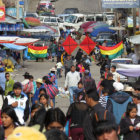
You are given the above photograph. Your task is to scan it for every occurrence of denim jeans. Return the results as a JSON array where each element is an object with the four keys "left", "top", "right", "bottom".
[
  {"left": 57, "top": 68, "right": 61, "bottom": 78},
  {"left": 69, "top": 86, "right": 77, "bottom": 104},
  {"left": 51, "top": 97, "right": 55, "bottom": 108}
]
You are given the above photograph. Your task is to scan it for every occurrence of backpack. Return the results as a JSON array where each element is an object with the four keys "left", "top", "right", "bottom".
[
  {"left": 44, "top": 84, "right": 59, "bottom": 99},
  {"left": 90, "top": 110, "right": 108, "bottom": 129},
  {"left": 23, "top": 81, "right": 34, "bottom": 94},
  {"left": 47, "top": 73, "right": 56, "bottom": 85}
]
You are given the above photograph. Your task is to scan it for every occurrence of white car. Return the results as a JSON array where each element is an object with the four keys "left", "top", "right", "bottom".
[
  {"left": 39, "top": 16, "right": 64, "bottom": 28},
  {"left": 63, "top": 14, "right": 87, "bottom": 31}
]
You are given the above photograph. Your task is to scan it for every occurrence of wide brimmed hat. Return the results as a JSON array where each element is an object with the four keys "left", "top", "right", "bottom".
[
  {"left": 7, "top": 127, "right": 46, "bottom": 140},
  {"left": 36, "top": 78, "right": 43, "bottom": 84},
  {"left": 124, "top": 86, "right": 134, "bottom": 92},
  {"left": 50, "top": 67, "right": 56, "bottom": 72},
  {"left": 23, "top": 72, "right": 30, "bottom": 76}
]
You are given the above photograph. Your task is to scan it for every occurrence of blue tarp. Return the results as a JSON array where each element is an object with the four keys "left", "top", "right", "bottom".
[
  {"left": 117, "top": 68, "right": 140, "bottom": 77},
  {"left": 102, "top": 0, "right": 140, "bottom": 8},
  {"left": 90, "top": 27, "right": 116, "bottom": 37},
  {"left": 1, "top": 43, "right": 26, "bottom": 50}
]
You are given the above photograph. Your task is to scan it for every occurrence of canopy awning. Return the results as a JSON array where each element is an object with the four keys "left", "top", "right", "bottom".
[
  {"left": 14, "top": 38, "right": 39, "bottom": 46},
  {"left": 117, "top": 63, "right": 140, "bottom": 69},
  {"left": 129, "top": 34, "right": 140, "bottom": 44},
  {"left": 117, "top": 68, "right": 140, "bottom": 77},
  {"left": 0, "top": 36, "right": 19, "bottom": 42},
  {"left": 22, "top": 28, "right": 50, "bottom": 33},
  {"left": 109, "top": 26, "right": 125, "bottom": 31},
  {"left": 1, "top": 43, "right": 26, "bottom": 50}
]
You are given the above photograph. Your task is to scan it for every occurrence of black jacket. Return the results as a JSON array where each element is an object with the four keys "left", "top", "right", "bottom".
[
  {"left": 66, "top": 101, "right": 88, "bottom": 128},
  {"left": 120, "top": 116, "right": 140, "bottom": 140},
  {"left": 101, "top": 79, "right": 115, "bottom": 95},
  {"left": 75, "top": 51, "right": 83, "bottom": 62},
  {"left": 83, "top": 103, "right": 115, "bottom": 140},
  {"left": 82, "top": 76, "right": 96, "bottom": 92}
]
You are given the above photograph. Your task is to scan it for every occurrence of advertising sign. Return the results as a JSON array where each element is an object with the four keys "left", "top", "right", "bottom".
[
  {"left": 6, "top": 8, "right": 23, "bottom": 18},
  {"left": 0, "top": 6, "right": 5, "bottom": 21},
  {"left": 127, "top": 16, "right": 139, "bottom": 28},
  {"left": 102, "top": 0, "right": 140, "bottom": 8}
]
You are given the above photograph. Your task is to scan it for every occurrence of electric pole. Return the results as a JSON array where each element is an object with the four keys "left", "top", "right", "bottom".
[
  {"left": 16, "top": 0, "right": 20, "bottom": 20},
  {"left": 133, "top": 8, "right": 136, "bottom": 34}
]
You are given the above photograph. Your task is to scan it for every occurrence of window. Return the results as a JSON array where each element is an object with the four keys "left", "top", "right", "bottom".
[
  {"left": 44, "top": 18, "right": 50, "bottom": 22},
  {"left": 51, "top": 18, "right": 57, "bottom": 22},
  {"left": 77, "top": 17, "right": 84, "bottom": 23}
]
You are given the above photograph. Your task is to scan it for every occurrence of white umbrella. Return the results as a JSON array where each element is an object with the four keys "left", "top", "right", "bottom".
[
  {"left": 109, "top": 26, "right": 125, "bottom": 31},
  {"left": 129, "top": 34, "right": 140, "bottom": 44}
]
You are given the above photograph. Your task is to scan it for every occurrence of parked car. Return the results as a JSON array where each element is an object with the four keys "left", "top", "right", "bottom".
[
  {"left": 39, "top": 16, "right": 64, "bottom": 28},
  {"left": 57, "top": 14, "right": 70, "bottom": 22},
  {"left": 26, "top": 13, "right": 39, "bottom": 18},
  {"left": 63, "top": 14, "right": 87, "bottom": 31},
  {"left": 37, "top": 1, "right": 55, "bottom": 15},
  {"left": 95, "top": 32, "right": 115, "bottom": 46},
  {"left": 62, "top": 8, "right": 79, "bottom": 14}
]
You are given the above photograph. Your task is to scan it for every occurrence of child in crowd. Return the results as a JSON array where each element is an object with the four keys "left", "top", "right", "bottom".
[
  {"left": 99, "top": 88, "right": 109, "bottom": 108},
  {"left": 97, "top": 76, "right": 105, "bottom": 91},
  {"left": 39, "top": 88, "right": 53, "bottom": 108},
  {"left": 120, "top": 102, "right": 140, "bottom": 140},
  {"left": 56, "top": 60, "right": 63, "bottom": 78},
  {"left": 39, "top": 94, "right": 51, "bottom": 111},
  {"left": 73, "top": 82, "right": 84, "bottom": 102}
]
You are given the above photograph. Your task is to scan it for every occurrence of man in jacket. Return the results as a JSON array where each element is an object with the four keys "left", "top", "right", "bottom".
[
  {"left": 101, "top": 73, "right": 115, "bottom": 95},
  {"left": 5, "top": 72, "right": 14, "bottom": 96},
  {"left": 65, "top": 66, "right": 80, "bottom": 104},
  {"left": 82, "top": 70, "right": 96, "bottom": 92},
  {"left": 64, "top": 55, "right": 73, "bottom": 77},
  {"left": 3, "top": 82, "right": 29, "bottom": 125},
  {"left": 106, "top": 82, "right": 132, "bottom": 124},
  {"left": 83, "top": 89, "right": 115, "bottom": 140}
]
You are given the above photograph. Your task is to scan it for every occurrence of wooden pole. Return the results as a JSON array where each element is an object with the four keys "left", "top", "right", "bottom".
[
  {"left": 133, "top": 8, "right": 136, "bottom": 35},
  {"left": 16, "top": 0, "right": 20, "bottom": 20}
]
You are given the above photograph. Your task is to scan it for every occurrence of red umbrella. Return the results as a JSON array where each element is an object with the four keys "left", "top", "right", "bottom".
[
  {"left": 80, "top": 21, "right": 96, "bottom": 29},
  {"left": 80, "top": 35, "right": 96, "bottom": 55},
  {"left": 62, "top": 35, "right": 78, "bottom": 55}
]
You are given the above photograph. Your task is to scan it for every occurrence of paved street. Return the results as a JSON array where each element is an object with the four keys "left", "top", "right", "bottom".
[
  {"left": 11, "top": 59, "right": 100, "bottom": 113},
  {"left": 28, "top": 0, "right": 102, "bottom": 14}
]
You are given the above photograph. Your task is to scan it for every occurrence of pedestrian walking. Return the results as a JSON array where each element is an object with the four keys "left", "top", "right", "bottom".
[
  {"left": 64, "top": 55, "right": 73, "bottom": 77},
  {"left": 83, "top": 89, "right": 115, "bottom": 140},
  {"left": 66, "top": 92, "right": 88, "bottom": 140},
  {"left": 56, "top": 60, "right": 63, "bottom": 78},
  {"left": 65, "top": 66, "right": 80, "bottom": 104}
]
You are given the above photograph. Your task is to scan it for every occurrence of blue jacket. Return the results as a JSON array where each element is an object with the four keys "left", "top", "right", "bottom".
[
  {"left": 106, "top": 91, "right": 132, "bottom": 124},
  {"left": 32, "top": 85, "right": 44, "bottom": 104},
  {"left": 0, "top": 72, "right": 6, "bottom": 90},
  {"left": 73, "top": 87, "right": 84, "bottom": 100}
]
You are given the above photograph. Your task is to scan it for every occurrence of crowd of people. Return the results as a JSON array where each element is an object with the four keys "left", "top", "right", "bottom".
[{"left": 0, "top": 33, "right": 140, "bottom": 140}]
